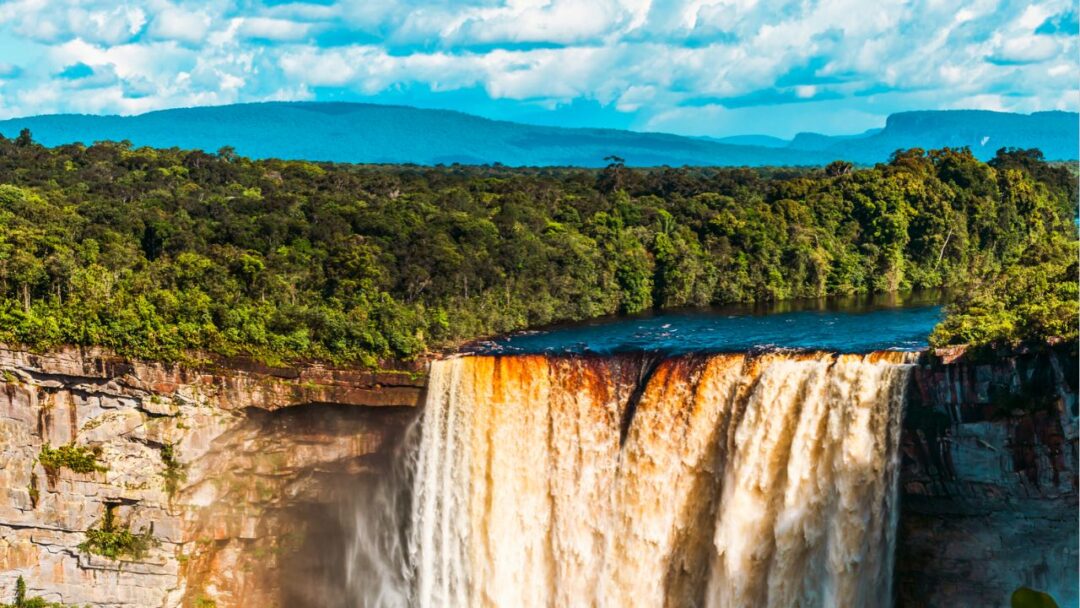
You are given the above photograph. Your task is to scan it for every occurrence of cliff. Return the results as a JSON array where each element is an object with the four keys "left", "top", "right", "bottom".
[
  {"left": 0, "top": 346, "right": 423, "bottom": 607},
  {"left": 897, "top": 345, "right": 1078, "bottom": 607},
  {"left": 0, "top": 344, "right": 1075, "bottom": 607}
]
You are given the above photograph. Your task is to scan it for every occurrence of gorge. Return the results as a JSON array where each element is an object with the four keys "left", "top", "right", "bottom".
[{"left": 0, "top": 304, "right": 1075, "bottom": 607}]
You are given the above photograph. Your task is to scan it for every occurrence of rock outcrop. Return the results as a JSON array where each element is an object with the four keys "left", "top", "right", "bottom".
[
  {"left": 0, "top": 346, "right": 422, "bottom": 607},
  {"left": 897, "top": 345, "right": 1079, "bottom": 607}
]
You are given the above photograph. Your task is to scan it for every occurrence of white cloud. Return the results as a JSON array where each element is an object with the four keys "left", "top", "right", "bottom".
[
  {"left": 238, "top": 17, "right": 312, "bottom": 41},
  {"left": 0, "top": 0, "right": 1073, "bottom": 136},
  {"left": 989, "top": 35, "right": 1061, "bottom": 64},
  {"left": 147, "top": 6, "right": 213, "bottom": 45},
  {"left": 448, "top": 0, "right": 629, "bottom": 45},
  {"left": 280, "top": 47, "right": 359, "bottom": 86}
]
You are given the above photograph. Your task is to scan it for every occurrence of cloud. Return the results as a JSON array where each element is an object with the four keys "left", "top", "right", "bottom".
[
  {"left": 147, "top": 6, "right": 214, "bottom": 45},
  {"left": 987, "top": 35, "right": 1061, "bottom": 65},
  {"left": 0, "top": 2, "right": 146, "bottom": 45},
  {"left": 238, "top": 17, "right": 313, "bottom": 41},
  {"left": 0, "top": 0, "right": 1074, "bottom": 137}
]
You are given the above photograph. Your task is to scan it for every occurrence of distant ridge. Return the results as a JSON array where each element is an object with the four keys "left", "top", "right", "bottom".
[
  {"left": 709, "top": 134, "right": 789, "bottom": 148},
  {"left": 787, "top": 128, "right": 883, "bottom": 151},
  {"left": 834, "top": 110, "right": 1078, "bottom": 162},
  {"left": 0, "top": 102, "right": 1074, "bottom": 167}
]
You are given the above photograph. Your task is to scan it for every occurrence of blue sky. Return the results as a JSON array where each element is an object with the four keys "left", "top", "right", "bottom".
[{"left": 0, "top": 0, "right": 1075, "bottom": 138}]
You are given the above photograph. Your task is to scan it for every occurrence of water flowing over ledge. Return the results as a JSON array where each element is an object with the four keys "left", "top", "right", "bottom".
[{"left": 355, "top": 350, "right": 917, "bottom": 608}]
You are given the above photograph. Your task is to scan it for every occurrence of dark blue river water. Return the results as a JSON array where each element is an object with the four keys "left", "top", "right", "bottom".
[{"left": 466, "top": 293, "right": 944, "bottom": 355}]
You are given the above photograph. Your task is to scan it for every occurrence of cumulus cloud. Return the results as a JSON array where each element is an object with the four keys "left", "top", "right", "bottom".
[
  {"left": 238, "top": 17, "right": 313, "bottom": 41},
  {"left": 0, "top": 0, "right": 1074, "bottom": 136},
  {"left": 988, "top": 35, "right": 1061, "bottom": 64},
  {"left": 147, "top": 6, "right": 214, "bottom": 45}
]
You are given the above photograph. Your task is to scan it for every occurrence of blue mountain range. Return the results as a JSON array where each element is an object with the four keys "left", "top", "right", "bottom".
[{"left": 0, "top": 102, "right": 1074, "bottom": 167}]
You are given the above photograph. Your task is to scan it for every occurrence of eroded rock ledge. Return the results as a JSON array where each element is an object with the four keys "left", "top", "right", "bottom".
[{"left": 0, "top": 346, "right": 426, "bottom": 411}]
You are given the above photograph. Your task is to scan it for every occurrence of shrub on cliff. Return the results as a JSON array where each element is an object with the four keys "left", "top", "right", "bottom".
[
  {"left": 37, "top": 444, "right": 106, "bottom": 484},
  {"left": 0, "top": 576, "right": 75, "bottom": 608},
  {"left": 1012, "top": 586, "right": 1060, "bottom": 608},
  {"left": 78, "top": 505, "right": 157, "bottom": 561},
  {"left": 160, "top": 443, "right": 187, "bottom": 499}
]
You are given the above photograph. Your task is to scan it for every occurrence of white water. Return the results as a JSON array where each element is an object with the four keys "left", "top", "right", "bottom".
[{"left": 353, "top": 351, "right": 913, "bottom": 607}]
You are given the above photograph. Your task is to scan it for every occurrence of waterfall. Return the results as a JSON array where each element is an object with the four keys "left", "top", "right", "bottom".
[{"left": 362, "top": 351, "right": 913, "bottom": 607}]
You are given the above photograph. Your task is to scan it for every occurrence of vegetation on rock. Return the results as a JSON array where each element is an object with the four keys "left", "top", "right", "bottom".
[
  {"left": 78, "top": 504, "right": 157, "bottom": 560},
  {"left": 37, "top": 444, "right": 106, "bottom": 482},
  {"left": 0, "top": 133, "right": 1073, "bottom": 364},
  {"left": 0, "top": 576, "right": 78, "bottom": 608},
  {"left": 160, "top": 443, "right": 187, "bottom": 498},
  {"left": 1011, "top": 586, "right": 1060, "bottom": 608},
  {"left": 27, "top": 473, "right": 38, "bottom": 508}
]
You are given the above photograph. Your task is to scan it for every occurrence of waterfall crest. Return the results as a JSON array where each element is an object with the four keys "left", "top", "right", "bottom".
[{"left": 390, "top": 351, "right": 912, "bottom": 607}]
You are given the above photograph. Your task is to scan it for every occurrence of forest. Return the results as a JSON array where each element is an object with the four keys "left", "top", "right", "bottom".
[{"left": 0, "top": 129, "right": 1074, "bottom": 366}]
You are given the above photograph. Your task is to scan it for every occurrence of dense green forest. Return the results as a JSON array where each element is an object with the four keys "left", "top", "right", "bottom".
[{"left": 0, "top": 130, "right": 1074, "bottom": 365}]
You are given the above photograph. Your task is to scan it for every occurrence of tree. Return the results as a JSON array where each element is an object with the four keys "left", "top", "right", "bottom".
[
  {"left": 0, "top": 137, "right": 1070, "bottom": 365},
  {"left": 216, "top": 146, "right": 238, "bottom": 162},
  {"left": 825, "top": 160, "right": 853, "bottom": 177},
  {"left": 14, "top": 129, "right": 32, "bottom": 148},
  {"left": 597, "top": 155, "right": 626, "bottom": 194}
]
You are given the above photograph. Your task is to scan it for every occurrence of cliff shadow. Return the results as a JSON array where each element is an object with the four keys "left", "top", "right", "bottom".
[{"left": 178, "top": 403, "right": 418, "bottom": 608}]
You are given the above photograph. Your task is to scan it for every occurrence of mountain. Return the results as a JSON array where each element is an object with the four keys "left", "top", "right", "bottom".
[
  {"left": 0, "top": 102, "right": 831, "bottom": 168},
  {"left": 0, "top": 102, "right": 1074, "bottom": 167},
  {"left": 710, "top": 134, "right": 789, "bottom": 148},
  {"left": 828, "top": 110, "right": 1077, "bottom": 162},
  {"left": 786, "top": 128, "right": 882, "bottom": 151}
]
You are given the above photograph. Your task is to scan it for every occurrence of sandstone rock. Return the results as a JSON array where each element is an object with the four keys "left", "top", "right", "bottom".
[
  {"left": 0, "top": 345, "right": 421, "bottom": 607},
  {"left": 897, "top": 345, "right": 1079, "bottom": 608}
]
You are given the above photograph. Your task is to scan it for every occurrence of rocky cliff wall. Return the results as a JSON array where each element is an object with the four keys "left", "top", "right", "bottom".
[
  {"left": 897, "top": 345, "right": 1078, "bottom": 607},
  {"left": 0, "top": 344, "right": 1075, "bottom": 607},
  {"left": 0, "top": 346, "right": 422, "bottom": 607}
]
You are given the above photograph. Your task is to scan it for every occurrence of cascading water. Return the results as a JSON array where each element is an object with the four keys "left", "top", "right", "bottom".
[
  {"left": 352, "top": 350, "right": 914, "bottom": 608},
  {"left": 342, "top": 417, "right": 422, "bottom": 608}
]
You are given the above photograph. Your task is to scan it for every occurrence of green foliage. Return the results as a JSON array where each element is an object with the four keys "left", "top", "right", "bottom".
[
  {"left": 37, "top": 444, "right": 106, "bottom": 482},
  {"left": 27, "top": 473, "right": 38, "bottom": 508},
  {"left": 1011, "top": 586, "right": 1059, "bottom": 608},
  {"left": 930, "top": 150, "right": 1079, "bottom": 348},
  {"left": 0, "top": 575, "right": 77, "bottom": 608},
  {"left": 0, "top": 140, "right": 1072, "bottom": 362},
  {"left": 160, "top": 443, "right": 187, "bottom": 498},
  {"left": 78, "top": 505, "right": 157, "bottom": 560}
]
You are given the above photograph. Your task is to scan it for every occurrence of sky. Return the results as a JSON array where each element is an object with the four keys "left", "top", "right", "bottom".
[{"left": 0, "top": 0, "right": 1075, "bottom": 138}]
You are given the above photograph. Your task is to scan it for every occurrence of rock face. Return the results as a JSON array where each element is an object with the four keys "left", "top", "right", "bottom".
[
  {"left": 0, "top": 346, "right": 422, "bottom": 607},
  {"left": 897, "top": 345, "right": 1079, "bottom": 607},
  {"left": 0, "top": 344, "right": 1075, "bottom": 607}
]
